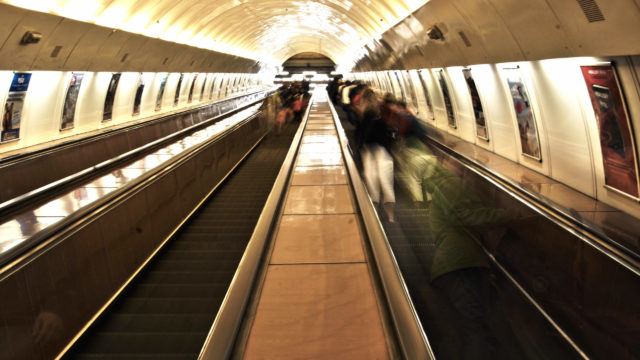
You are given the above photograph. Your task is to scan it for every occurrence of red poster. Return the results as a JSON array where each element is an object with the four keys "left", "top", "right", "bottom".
[{"left": 581, "top": 64, "right": 639, "bottom": 198}]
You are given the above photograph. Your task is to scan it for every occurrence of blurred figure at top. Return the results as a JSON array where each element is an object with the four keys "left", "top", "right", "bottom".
[
  {"left": 358, "top": 88, "right": 397, "bottom": 222},
  {"left": 382, "top": 95, "right": 438, "bottom": 208}
]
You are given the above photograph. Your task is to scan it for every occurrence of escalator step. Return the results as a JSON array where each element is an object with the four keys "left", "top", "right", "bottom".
[
  {"left": 115, "top": 297, "right": 223, "bottom": 315},
  {"left": 75, "top": 332, "right": 205, "bottom": 355},
  {"left": 99, "top": 313, "right": 213, "bottom": 333}
]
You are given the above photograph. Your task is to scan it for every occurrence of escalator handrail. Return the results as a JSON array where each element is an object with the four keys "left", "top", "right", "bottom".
[
  {"left": 0, "top": 88, "right": 271, "bottom": 167},
  {"left": 0, "top": 90, "right": 275, "bottom": 220},
  {"left": 0, "top": 101, "right": 270, "bottom": 278},
  {"left": 198, "top": 92, "right": 315, "bottom": 360},
  {"left": 424, "top": 131, "right": 640, "bottom": 277},
  {"left": 327, "top": 96, "right": 436, "bottom": 360}
]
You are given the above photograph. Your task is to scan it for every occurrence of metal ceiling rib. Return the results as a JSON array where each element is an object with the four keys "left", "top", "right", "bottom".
[{"left": 1, "top": 0, "right": 428, "bottom": 67}]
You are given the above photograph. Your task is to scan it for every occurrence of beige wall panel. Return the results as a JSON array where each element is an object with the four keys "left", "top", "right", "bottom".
[
  {"left": 168, "top": 44, "right": 196, "bottom": 70},
  {"left": 428, "top": 1, "right": 489, "bottom": 66},
  {"left": 547, "top": 0, "right": 640, "bottom": 56},
  {"left": 0, "top": 4, "right": 27, "bottom": 49},
  {"left": 88, "top": 30, "right": 131, "bottom": 71},
  {"left": 452, "top": 0, "right": 523, "bottom": 62},
  {"left": 0, "top": 12, "right": 62, "bottom": 70},
  {"left": 397, "top": 47, "right": 423, "bottom": 69},
  {"left": 194, "top": 50, "right": 213, "bottom": 71},
  {"left": 64, "top": 25, "right": 112, "bottom": 70},
  {"left": 412, "top": 4, "right": 467, "bottom": 67},
  {"left": 112, "top": 34, "right": 151, "bottom": 72},
  {"left": 382, "top": 29, "right": 411, "bottom": 56},
  {"left": 32, "top": 19, "right": 85, "bottom": 70},
  {"left": 183, "top": 47, "right": 206, "bottom": 70},
  {"left": 140, "top": 42, "right": 176, "bottom": 72},
  {"left": 186, "top": 50, "right": 209, "bottom": 72},
  {"left": 487, "top": 0, "right": 573, "bottom": 60}
]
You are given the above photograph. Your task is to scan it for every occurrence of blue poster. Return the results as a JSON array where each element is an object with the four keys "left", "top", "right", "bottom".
[{"left": 2, "top": 72, "right": 32, "bottom": 142}]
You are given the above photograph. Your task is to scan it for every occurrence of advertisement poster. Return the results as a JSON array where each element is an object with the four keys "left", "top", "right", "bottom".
[
  {"left": 188, "top": 74, "right": 198, "bottom": 103},
  {"left": 156, "top": 74, "right": 167, "bottom": 111},
  {"left": 581, "top": 64, "right": 639, "bottom": 198},
  {"left": 200, "top": 74, "right": 208, "bottom": 101},
  {"left": 402, "top": 71, "right": 419, "bottom": 113},
  {"left": 417, "top": 70, "right": 435, "bottom": 121},
  {"left": 463, "top": 68, "right": 489, "bottom": 140},
  {"left": 61, "top": 72, "right": 84, "bottom": 130},
  {"left": 103, "top": 73, "right": 121, "bottom": 122},
  {"left": 393, "top": 71, "right": 407, "bottom": 102},
  {"left": 209, "top": 74, "right": 220, "bottom": 100},
  {"left": 504, "top": 67, "right": 541, "bottom": 160},
  {"left": 132, "top": 74, "right": 144, "bottom": 116},
  {"left": 437, "top": 70, "right": 456, "bottom": 128},
  {"left": 2, "top": 72, "right": 31, "bottom": 142},
  {"left": 174, "top": 73, "right": 183, "bottom": 106}
]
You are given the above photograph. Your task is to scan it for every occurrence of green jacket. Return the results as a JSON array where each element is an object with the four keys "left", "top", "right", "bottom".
[{"left": 428, "top": 166, "right": 506, "bottom": 281}]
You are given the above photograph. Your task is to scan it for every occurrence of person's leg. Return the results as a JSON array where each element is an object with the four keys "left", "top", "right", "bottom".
[
  {"left": 416, "top": 153, "right": 437, "bottom": 203},
  {"left": 400, "top": 152, "right": 425, "bottom": 205},
  {"left": 374, "top": 145, "right": 396, "bottom": 222},
  {"left": 361, "top": 146, "right": 381, "bottom": 204}
]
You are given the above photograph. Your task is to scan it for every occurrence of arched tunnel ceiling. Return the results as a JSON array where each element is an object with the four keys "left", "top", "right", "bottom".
[{"left": 2, "top": 0, "right": 429, "bottom": 68}]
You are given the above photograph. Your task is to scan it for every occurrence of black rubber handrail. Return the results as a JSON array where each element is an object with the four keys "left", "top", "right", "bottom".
[
  {"left": 0, "top": 90, "right": 275, "bottom": 221},
  {"left": 424, "top": 131, "right": 640, "bottom": 276},
  {"left": 0, "top": 89, "right": 267, "bottom": 167}
]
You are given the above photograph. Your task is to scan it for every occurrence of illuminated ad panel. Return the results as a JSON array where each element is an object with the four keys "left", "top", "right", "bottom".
[{"left": 581, "top": 64, "right": 640, "bottom": 198}]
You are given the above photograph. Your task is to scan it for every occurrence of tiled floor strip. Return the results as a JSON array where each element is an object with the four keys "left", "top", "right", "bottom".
[{"left": 242, "top": 94, "right": 391, "bottom": 359}]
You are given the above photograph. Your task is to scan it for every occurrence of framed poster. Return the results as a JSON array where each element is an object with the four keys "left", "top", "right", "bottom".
[
  {"left": 503, "top": 67, "right": 541, "bottom": 160},
  {"left": 209, "top": 75, "right": 217, "bottom": 100},
  {"left": 393, "top": 71, "right": 407, "bottom": 102},
  {"left": 417, "top": 70, "right": 435, "bottom": 121},
  {"left": 581, "top": 64, "right": 639, "bottom": 198},
  {"left": 155, "top": 74, "right": 167, "bottom": 111},
  {"left": 174, "top": 73, "right": 184, "bottom": 106},
  {"left": 199, "top": 74, "right": 208, "bottom": 101},
  {"left": 132, "top": 73, "right": 144, "bottom": 116},
  {"left": 188, "top": 74, "right": 198, "bottom": 103},
  {"left": 462, "top": 68, "right": 489, "bottom": 140},
  {"left": 436, "top": 69, "right": 456, "bottom": 128},
  {"left": 1, "top": 72, "right": 31, "bottom": 142},
  {"left": 402, "top": 71, "right": 419, "bottom": 113},
  {"left": 103, "top": 73, "right": 121, "bottom": 122},
  {"left": 61, "top": 72, "right": 84, "bottom": 130}
]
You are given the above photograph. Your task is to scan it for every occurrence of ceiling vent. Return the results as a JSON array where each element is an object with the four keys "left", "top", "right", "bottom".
[
  {"left": 577, "top": 0, "right": 605, "bottom": 22},
  {"left": 458, "top": 31, "right": 472, "bottom": 47},
  {"left": 50, "top": 45, "right": 63, "bottom": 58}
]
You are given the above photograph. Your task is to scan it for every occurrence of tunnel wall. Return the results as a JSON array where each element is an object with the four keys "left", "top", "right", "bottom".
[
  {"left": 0, "top": 4, "right": 260, "bottom": 73},
  {"left": 348, "top": 55, "right": 640, "bottom": 218},
  {"left": 0, "top": 71, "right": 270, "bottom": 155},
  {"left": 354, "top": 0, "right": 640, "bottom": 71}
]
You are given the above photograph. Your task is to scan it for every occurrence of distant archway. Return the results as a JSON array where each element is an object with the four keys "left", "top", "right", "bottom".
[{"left": 282, "top": 52, "right": 336, "bottom": 74}]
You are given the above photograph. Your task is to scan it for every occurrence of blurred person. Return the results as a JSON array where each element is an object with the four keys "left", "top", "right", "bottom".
[
  {"left": 383, "top": 97, "right": 438, "bottom": 207},
  {"left": 292, "top": 92, "right": 304, "bottom": 122},
  {"left": 426, "top": 162, "right": 507, "bottom": 359},
  {"left": 358, "top": 89, "right": 397, "bottom": 222}
]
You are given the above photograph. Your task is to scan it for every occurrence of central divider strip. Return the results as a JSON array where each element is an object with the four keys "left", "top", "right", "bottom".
[{"left": 198, "top": 92, "right": 315, "bottom": 359}]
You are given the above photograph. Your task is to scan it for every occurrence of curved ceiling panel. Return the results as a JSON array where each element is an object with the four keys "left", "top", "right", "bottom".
[{"left": 2, "top": 0, "right": 429, "bottom": 68}]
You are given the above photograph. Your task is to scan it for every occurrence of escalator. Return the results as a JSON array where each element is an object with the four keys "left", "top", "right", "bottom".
[
  {"left": 333, "top": 104, "right": 639, "bottom": 359},
  {"left": 64, "top": 120, "right": 300, "bottom": 359}
]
